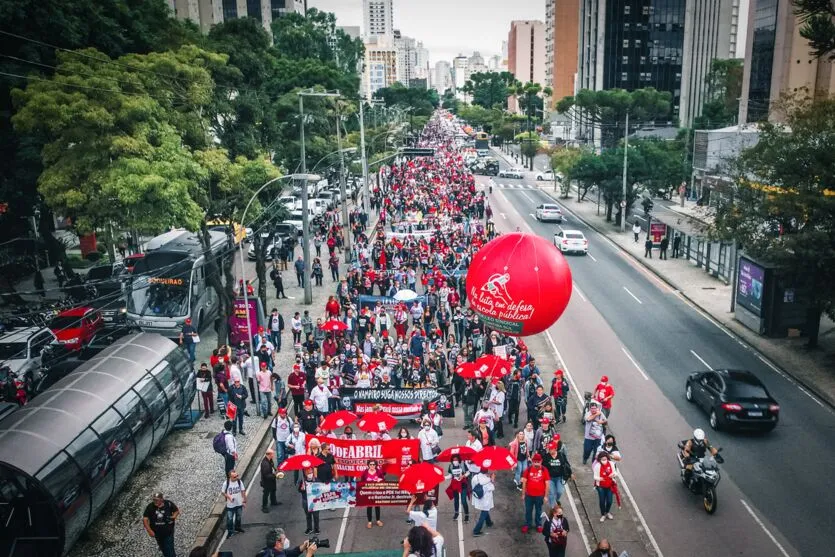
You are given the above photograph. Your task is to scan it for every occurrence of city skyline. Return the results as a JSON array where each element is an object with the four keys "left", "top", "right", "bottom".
[{"left": 308, "top": 0, "right": 544, "bottom": 64}]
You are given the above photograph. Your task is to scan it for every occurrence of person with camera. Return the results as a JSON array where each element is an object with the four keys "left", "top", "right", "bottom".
[{"left": 258, "top": 527, "right": 318, "bottom": 557}]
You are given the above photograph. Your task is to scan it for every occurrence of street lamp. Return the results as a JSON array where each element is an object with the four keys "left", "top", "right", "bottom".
[
  {"left": 621, "top": 110, "right": 630, "bottom": 232},
  {"left": 298, "top": 89, "right": 341, "bottom": 305}
]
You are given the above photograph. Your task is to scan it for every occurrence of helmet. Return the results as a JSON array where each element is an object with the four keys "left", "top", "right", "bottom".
[{"left": 693, "top": 428, "right": 705, "bottom": 441}]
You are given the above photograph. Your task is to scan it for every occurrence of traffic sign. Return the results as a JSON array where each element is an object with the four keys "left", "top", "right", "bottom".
[{"left": 620, "top": 200, "right": 627, "bottom": 208}]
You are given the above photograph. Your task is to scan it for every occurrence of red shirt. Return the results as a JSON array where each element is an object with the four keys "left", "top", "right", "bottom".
[
  {"left": 523, "top": 464, "right": 551, "bottom": 497},
  {"left": 288, "top": 370, "right": 306, "bottom": 395},
  {"left": 325, "top": 299, "right": 340, "bottom": 318},
  {"left": 595, "top": 383, "right": 615, "bottom": 409}
]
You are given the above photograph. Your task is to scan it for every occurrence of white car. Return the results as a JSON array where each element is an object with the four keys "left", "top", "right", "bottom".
[
  {"left": 536, "top": 169, "right": 562, "bottom": 182},
  {"left": 0, "top": 327, "right": 56, "bottom": 378},
  {"left": 535, "top": 203, "right": 563, "bottom": 223},
  {"left": 247, "top": 235, "right": 282, "bottom": 260},
  {"left": 554, "top": 229, "right": 588, "bottom": 255},
  {"left": 278, "top": 195, "right": 298, "bottom": 211},
  {"left": 498, "top": 168, "right": 524, "bottom": 179},
  {"left": 284, "top": 220, "right": 304, "bottom": 235}
]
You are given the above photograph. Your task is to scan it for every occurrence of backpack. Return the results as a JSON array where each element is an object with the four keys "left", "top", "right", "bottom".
[
  {"left": 472, "top": 480, "right": 485, "bottom": 499},
  {"left": 213, "top": 431, "right": 228, "bottom": 455}
]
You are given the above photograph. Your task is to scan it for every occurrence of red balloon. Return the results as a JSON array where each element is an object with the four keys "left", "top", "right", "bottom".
[{"left": 465, "top": 232, "right": 572, "bottom": 336}]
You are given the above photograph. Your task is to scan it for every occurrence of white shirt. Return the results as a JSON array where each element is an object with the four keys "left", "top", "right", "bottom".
[
  {"left": 241, "top": 359, "right": 257, "bottom": 380},
  {"left": 286, "top": 431, "right": 306, "bottom": 455},
  {"left": 291, "top": 317, "right": 302, "bottom": 331},
  {"left": 474, "top": 408, "right": 495, "bottom": 430},
  {"left": 489, "top": 390, "right": 505, "bottom": 418},
  {"left": 229, "top": 364, "right": 243, "bottom": 383},
  {"left": 471, "top": 473, "right": 495, "bottom": 511},
  {"left": 417, "top": 427, "right": 440, "bottom": 461},
  {"left": 224, "top": 431, "right": 237, "bottom": 456},
  {"left": 310, "top": 384, "right": 330, "bottom": 413},
  {"left": 409, "top": 507, "right": 438, "bottom": 530},
  {"left": 222, "top": 478, "right": 245, "bottom": 508},
  {"left": 273, "top": 416, "right": 292, "bottom": 442},
  {"left": 465, "top": 438, "right": 482, "bottom": 473}
]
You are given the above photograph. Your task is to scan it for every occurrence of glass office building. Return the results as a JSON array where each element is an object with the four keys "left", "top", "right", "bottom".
[{"left": 0, "top": 333, "right": 195, "bottom": 556}]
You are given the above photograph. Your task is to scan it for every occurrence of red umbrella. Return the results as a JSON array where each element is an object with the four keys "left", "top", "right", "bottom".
[
  {"left": 320, "top": 319, "right": 348, "bottom": 332},
  {"left": 435, "top": 445, "right": 476, "bottom": 462},
  {"left": 398, "top": 462, "right": 446, "bottom": 494},
  {"left": 356, "top": 411, "right": 398, "bottom": 433},
  {"left": 320, "top": 410, "right": 358, "bottom": 431},
  {"left": 454, "top": 362, "right": 478, "bottom": 379},
  {"left": 473, "top": 354, "right": 512, "bottom": 379},
  {"left": 470, "top": 446, "right": 517, "bottom": 471},
  {"left": 278, "top": 454, "right": 324, "bottom": 471}
]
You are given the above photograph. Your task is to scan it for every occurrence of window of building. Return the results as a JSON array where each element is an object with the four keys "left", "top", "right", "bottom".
[
  {"left": 624, "top": 5, "right": 631, "bottom": 14},
  {"left": 640, "top": 56, "right": 647, "bottom": 64},
  {"left": 623, "top": 56, "right": 629, "bottom": 64},
  {"left": 642, "top": 6, "right": 649, "bottom": 14},
  {"left": 625, "top": 22, "right": 630, "bottom": 29},
  {"left": 621, "top": 72, "right": 628, "bottom": 81},
  {"left": 623, "top": 39, "right": 630, "bottom": 48},
  {"left": 635, "top": 39, "right": 642, "bottom": 47}
]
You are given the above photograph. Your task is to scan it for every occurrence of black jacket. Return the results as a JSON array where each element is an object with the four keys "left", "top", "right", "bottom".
[
  {"left": 260, "top": 456, "right": 277, "bottom": 490},
  {"left": 297, "top": 408, "right": 320, "bottom": 435},
  {"left": 228, "top": 384, "right": 248, "bottom": 410},
  {"left": 542, "top": 515, "right": 570, "bottom": 545}
]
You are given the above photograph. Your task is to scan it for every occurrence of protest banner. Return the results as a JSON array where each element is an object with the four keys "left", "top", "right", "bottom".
[
  {"left": 309, "top": 436, "right": 420, "bottom": 477},
  {"left": 340, "top": 387, "right": 455, "bottom": 418},
  {"left": 357, "top": 294, "right": 427, "bottom": 312},
  {"left": 306, "top": 482, "right": 356, "bottom": 512},
  {"left": 355, "top": 481, "right": 439, "bottom": 507}
]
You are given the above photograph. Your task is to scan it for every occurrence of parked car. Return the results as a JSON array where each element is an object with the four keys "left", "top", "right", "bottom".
[
  {"left": 498, "top": 168, "right": 524, "bottom": 179},
  {"left": 49, "top": 307, "right": 105, "bottom": 351},
  {"left": 0, "top": 326, "right": 56, "bottom": 380},
  {"left": 553, "top": 229, "right": 588, "bottom": 255},
  {"left": 536, "top": 169, "right": 563, "bottom": 182},
  {"left": 535, "top": 203, "right": 563, "bottom": 223},
  {"left": 85, "top": 262, "right": 126, "bottom": 297},
  {"left": 279, "top": 195, "right": 299, "bottom": 211},
  {"left": 685, "top": 369, "right": 780, "bottom": 432},
  {"left": 316, "top": 191, "right": 336, "bottom": 210},
  {"left": 285, "top": 220, "right": 304, "bottom": 235}
]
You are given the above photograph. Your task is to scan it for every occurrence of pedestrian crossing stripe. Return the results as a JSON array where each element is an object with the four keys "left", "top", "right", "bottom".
[{"left": 496, "top": 183, "right": 537, "bottom": 189}]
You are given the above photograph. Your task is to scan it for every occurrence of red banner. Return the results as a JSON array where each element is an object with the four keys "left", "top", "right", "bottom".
[
  {"left": 650, "top": 222, "right": 668, "bottom": 244},
  {"left": 310, "top": 436, "right": 420, "bottom": 477},
  {"left": 355, "top": 481, "right": 439, "bottom": 507},
  {"left": 353, "top": 402, "right": 423, "bottom": 417}
]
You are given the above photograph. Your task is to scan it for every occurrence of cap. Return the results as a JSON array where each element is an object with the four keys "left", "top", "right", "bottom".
[
  {"left": 540, "top": 417, "right": 550, "bottom": 424},
  {"left": 553, "top": 433, "right": 561, "bottom": 441},
  {"left": 303, "top": 399, "right": 313, "bottom": 406},
  {"left": 428, "top": 402, "right": 437, "bottom": 410},
  {"left": 260, "top": 361, "right": 267, "bottom": 368},
  {"left": 532, "top": 453, "right": 543, "bottom": 463},
  {"left": 600, "top": 375, "right": 609, "bottom": 382},
  {"left": 278, "top": 408, "right": 287, "bottom": 416},
  {"left": 259, "top": 326, "right": 265, "bottom": 332},
  {"left": 184, "top": 318, "right": 192, "bottom": 324},
  {"left": 555, "top": 369, "right": 564, "bottom": 375},
  {"left": 478, "top": 417, "right": 488, "bottom": 424},
  {"left": 547, "top": 441, "right": 558, "bottom": 450}
]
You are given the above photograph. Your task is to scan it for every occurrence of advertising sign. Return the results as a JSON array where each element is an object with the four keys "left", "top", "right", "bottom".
[
  {"left": 650, "top": 222, "right": 668, "bottom": 244},
  {"left": 306, "top": 482, "right": 356, "bottom": 511},
  {"left": 737, "top": 257, "right": 765, "bottom": 315},
  {"left": 227, "top": 297, "right": 263, "bottom": 346},
  {"left": 355, "top": 481, "right": 439, "bottom": 507},
  {"left": 340, "top": 387, "right": 455, "bottom": 418},
  {"left": 309, "top": 436, "right": 420, "bottom": 477}
]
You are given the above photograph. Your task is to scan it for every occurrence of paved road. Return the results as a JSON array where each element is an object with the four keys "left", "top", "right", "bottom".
[{"left": 483, "top": 153, "right": 835, "bottom": 557}]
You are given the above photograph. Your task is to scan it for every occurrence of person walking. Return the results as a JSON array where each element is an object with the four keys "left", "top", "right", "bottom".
[
  {"left": 521, "top": 453, "right": 550, "bottom": 533},
  {"left": 291, "top": 312, "right": 303, "bottom": 345},
  {"left": 312, "top": 258, "right": 324, "bottom": 286},
  {"left": 542, "top": 504, "right": 570, "bottom": 557},
  {"left": 219, "top": 420, "right": 237, "bottom": 476},
  {"left": 257, "top": 362, "right": 274, "bottom": 418},
  {"left": 142, "top": 493, "right": 179, "bottom": 557},
  {"left": 228, "top": 378, "right": 248, "bottom": 435},
  {"left": 583, "top": 401, "right": 607, "bottom": 464},
  {"left": 178, "top": 318, "right": 198, "bottom": 363},
  {"left": 197, "top": 362, "right": 214, "bottom": 419},
  {"left": 418, "top": 419, "right": 440, "bottom": 463},
  {"left": 222, "top": 470, "right": 246, "bottom": 537},
  {"left": 445, "top": 455, "right": 470, "bottom": 522},
  {"left": 272, "top": 407, "right": 292, "bottom": 465},
  {"left": 644, "top": 237, "right": 653, "bottom": 258},
  {"left": 360, "top": 459, "right": 386, "bottom": 528},
  {"left": 589, "top": 539, "right": 619, "bottom": 557},
  {"left": 509, "top": 430, "right": 530, "bottom": 490},
  {"left": 471, "top": 468, "right": 495, "bottom": 537},
  {"left": 593, "top": 452, "right": 617, "bottom": 522},
  {"left": 260, "top": 448, "right": 281, "bottom": 513},
  {"left": 288, "top": 364, "right": 306, "bottom": 414},
  {"left": 672, "top": 234, "right": 681, "bottom": 258},
  {"left": 659, "top": 236, "right": 669, "bottom": 260},
  {"left": 268, "top": 308, "right": 284, "bottom": 352},
  {"left": 294, "top": 256, "right": 305, "bottom": 287},
  {"left": 593, "top": 376, "right": 615, "bottom": 418},
  {"left": 542, "top": 438, "right": 573, "bottom": 508},
  {"left": 632, "top": 222, "right": 641, "bottom": 243},
  {"left": 271, "top": 268, "right": 286, "bottom": 299},
  {"left": 299, "top": 466, "right": 320, "bottom": 535}
]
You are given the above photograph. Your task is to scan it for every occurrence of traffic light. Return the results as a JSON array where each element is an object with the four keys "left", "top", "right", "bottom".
[{"left": 401, "top": 148, "right": 435, "bottom": 157}]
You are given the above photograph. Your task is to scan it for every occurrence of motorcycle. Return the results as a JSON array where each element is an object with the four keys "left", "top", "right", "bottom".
[{"left": 677, "top": 441, "right": 724, "bottom": 514}]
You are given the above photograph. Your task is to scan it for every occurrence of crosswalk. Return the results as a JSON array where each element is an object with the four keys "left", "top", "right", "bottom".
[{"left": 493, "top": 183, "right": 539, "bottom": 189}]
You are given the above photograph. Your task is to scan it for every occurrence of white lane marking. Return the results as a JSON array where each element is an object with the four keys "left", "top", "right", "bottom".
[
  {"left": 500, "top": 213, "right": 507, "bottom": 220},
  {"left": 529, "top": 213, "right": 536, "bottom": 219},
  {"left": 522, "top": 191, "right": 535, "bottom": 203},
  {"left": 544, "top": 330, "right": 662, "bottom": 557},
  {"left": 587, "top": 253, "right": 597, "bottom": 262},
  {"left": 564, "top": 483, "right": 592, "bottom": 555},
  {"left": 690, "top": 349, "right": 713, "bottom": 370},
  {"left": 740, "top": 499, "right": 792, "bottom": 557},
  {"left": 334, "top": 505, "right": 351, "bottom": 553},
  {"left": 572, "top": 282, "right": 587, "bottom": 302},
  {"left": 621, "top": 346, "right": 650, "bottom": 380},
  {"left": 456, "top": 505, "right": 465, "bottom": 557},
  {"left": 623, "top": 286, "right": 643, "bottom": 304}
]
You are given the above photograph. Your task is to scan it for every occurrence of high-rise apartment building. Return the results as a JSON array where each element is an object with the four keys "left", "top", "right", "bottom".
[
  {"left": 469, "top": 52, "right": 488, "bottom": 75},
  {"left": 679, "top": 0, "right": 745, "bottom": 127},
  {"left": 394, "top": 31, "right": 418, "bottom": 86},
  {"left": 362, "top": 34, "right": 399, "bottom": 98},
  {"left": 738, "top": 0, "right": 835, "bottom": 124},
  {"left": 507, "top": 20, "right": 546, "bottom": 112},
  {"left": 453, "top": 55, "right": 470, "bottom": 100},
  {"left": 170, "top": 0, "right": 304, "bottom": 34},
  {"left": 545, "top": 0, "right": 579, "bottom": 108},
  {"left": 363, "top": 0, "right": 394, "bottom": 38},
  {"left": 434, "top": 61, "right": 453, "bottom": 93}
]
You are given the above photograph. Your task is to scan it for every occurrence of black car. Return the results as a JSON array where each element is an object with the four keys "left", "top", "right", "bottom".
[{"left": 685, "top": 369, "right": 780, "bottom": 432}]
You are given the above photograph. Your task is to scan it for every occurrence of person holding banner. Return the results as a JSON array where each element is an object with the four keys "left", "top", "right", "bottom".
[
  {"left": 360, "top": 459, "right": 386, "bottom": 529},
  {"left": 298, "top": 466, "right": 320, "bottom": 535}
]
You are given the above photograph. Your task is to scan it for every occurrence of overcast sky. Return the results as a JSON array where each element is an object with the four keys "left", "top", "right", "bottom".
[{"left": 307, "top": 0, "right": 544, "bottom": 64}]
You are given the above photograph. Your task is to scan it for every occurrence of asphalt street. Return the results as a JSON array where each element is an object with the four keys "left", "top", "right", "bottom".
[{"left": 484, "top": 154, "right": 835, "bottom": 557}]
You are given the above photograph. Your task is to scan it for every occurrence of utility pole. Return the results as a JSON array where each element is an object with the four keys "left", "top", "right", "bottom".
[
  {"left": 336, "top": 106, "right": 351, "bottom": 263},
  {"left": 620, "top": 109, "right": 629, "bottom": 232},
  {"left": 359, "top": 98, "right": 370, "bottom": 214}
]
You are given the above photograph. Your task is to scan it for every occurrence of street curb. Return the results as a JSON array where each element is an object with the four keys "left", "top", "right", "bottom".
[{"left": 536, "top": 186, "right": 835, "bottom": 412}]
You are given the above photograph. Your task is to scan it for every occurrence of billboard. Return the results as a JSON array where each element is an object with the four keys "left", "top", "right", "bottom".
[
  {"left": 737, "top": 257, "right": 765, "bottom": 315},
  {"left": 650, "top": 222, "right": 667, "bottom": 244},
  {"left": 227, "top": 296, "right": 264, "bottom": 346}
]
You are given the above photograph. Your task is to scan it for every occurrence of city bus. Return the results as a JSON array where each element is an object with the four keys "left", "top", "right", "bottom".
[
  {"left": 475, "top": 131, "right": 490, "bottom": 156},
  {"left": 126, "top": 229, "right": 228, "bottom": 337},
  {"left": 207, "top": 218, "right": 247, "bottom": 247}
]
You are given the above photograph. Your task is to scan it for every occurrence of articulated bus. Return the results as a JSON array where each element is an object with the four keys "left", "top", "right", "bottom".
[{"left": 126, "top": 229, "right": 228, "bottom": 337}]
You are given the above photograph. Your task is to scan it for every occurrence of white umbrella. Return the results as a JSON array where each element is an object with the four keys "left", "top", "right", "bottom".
[{"left": 393, "top": 289, "right": 418, "bottom": 302}]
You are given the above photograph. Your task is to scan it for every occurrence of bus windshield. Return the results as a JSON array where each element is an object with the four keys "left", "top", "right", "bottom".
[{"left": 127, "top": 255, "right": 193, "bottom": 318}]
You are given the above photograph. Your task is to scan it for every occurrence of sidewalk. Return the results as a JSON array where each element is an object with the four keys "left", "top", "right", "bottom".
[{"left": 538, "top": 185, "right": 835, "bottom": 409}]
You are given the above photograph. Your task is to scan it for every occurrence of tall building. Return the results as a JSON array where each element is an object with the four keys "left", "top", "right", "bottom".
[
  {"left": 394, "top": 31, "right": 418, "bottom": 86},
  {"left": 414, "top": 42, "right": 432, "bottom": 83},
  {"left": 453, "top": 55, "right": 470, "bottom": 100},
  {"left": 170, "top": 0, "right": 304, "bottom": 34},
  {"left": 469, "top": 52, "right": 488, "bottom": 75},
  {"left": 738, "top": 0, "right": 835, "bottom": 124},
  {"left": 434, "top": 60, "right": 453, "bottom": 93},
  {"left": 339, "top": 25, "right": 361, "bottom": 40},
  {"left": 545, "top": 0, "right": 580, "bottom": 108},
  {"left": 363, "top": 34, "right": 399, "bottom": 98},
  {"left": 363, "top": 0, "right": 394, "bottom": 38},
  {"left": 507, "top": 20, "right": 546, "bottom": 112},
  {"left": 679, "top": 0, "right": 745, "bottom": 127},
  {"left": 578, "top": 0, "right": 686, "bottom": 121}
]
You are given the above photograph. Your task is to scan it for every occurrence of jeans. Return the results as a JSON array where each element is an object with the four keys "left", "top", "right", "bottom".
[
  {"left": 548, "top": 478, "right": 564, "bottom": 508},
  {"left": 452, "top": 489, "right": 469, "bottom": 516},
  {"left": 226, "top": 505, "right": 243, "bottom": 534},
  {"left": 583, "top": 438, "right": 599, "bottom": 464},
  {"left": 524, "top": 494, "right": 543, "bottom": 528},
  {"left": 155, "top": 533, "right": 176, "bottom": 557},
  {"left": 514, "top": 459, "right": 529, "bottom": 484},
  {"left": 275, "top": 440, "right": 286, "bottom": 465},
  {"left": 224, "top": 453, "right": 235, "bottom": 476},
  {"left": 260, "top": 392, "right": 272, "bottom": 417},
  {"left": 270, "top": 331, "right": 281, "bottom": 351},
  {"left": 596, "top": 486, "right": 613, "bottom": 516},
  {"left": 464, "top": 404, "right": 474, "bottom": 428},
  {"left": 472, "top": 510, "right": 493, "bottom": 534},
  {"left": 233, "top": 411, "right": 245, "bottom": 434},
  {"left": 184, "top": 342, "right": 196, "bottom": 362}
]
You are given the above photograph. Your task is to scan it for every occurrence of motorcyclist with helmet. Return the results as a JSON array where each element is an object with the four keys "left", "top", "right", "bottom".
[{"left": 680, "top": 428, "right": 718, "bottom": 484}]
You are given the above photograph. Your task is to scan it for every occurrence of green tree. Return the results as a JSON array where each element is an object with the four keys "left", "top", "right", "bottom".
[
  {"left": 791, "top": 0, "right": 835, "bottom": 59},
  {"left": 713, "top": 96, "right": 835, "bottom": 347},
  {"left": 556, "top": 88, "right": 672, "bottom": 148},
  {"left": 462, "top": 71, "right": 515, "bottom": 109},
  {"left": 693, "top": 59, "right": 744, "bottom": 129},
  {"left": 272, "top": 8, "right": 364, "bottom": 74},
  {"left": 372, "top": 82, "right": 438, "bottom": 116},
  {"left": 509, "top": 82, "right": 551, "bottom": 169},
  {"left": 441, "top": 90, "right": 460, "bottom": 113},
  {"left": 551, "top": 147, "right": 585, "bottom": 198}
]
